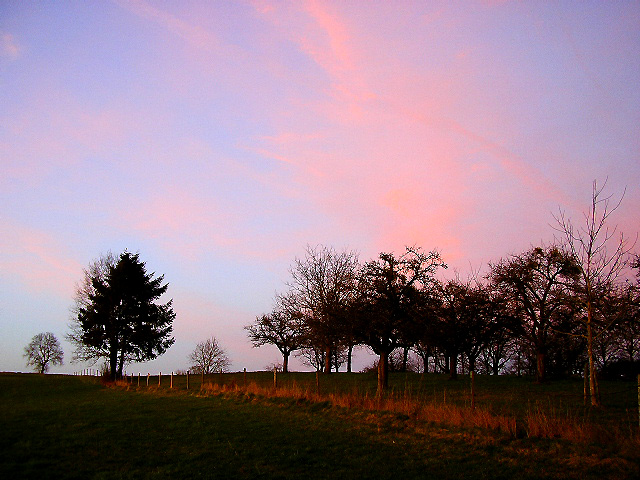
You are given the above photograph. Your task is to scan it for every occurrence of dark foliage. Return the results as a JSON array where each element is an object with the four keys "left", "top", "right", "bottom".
[{"left": 74, "top": 252, "right": 175, "bottom": 380}]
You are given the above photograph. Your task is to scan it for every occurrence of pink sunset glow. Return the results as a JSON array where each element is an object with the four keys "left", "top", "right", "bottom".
[{"left": 1, "top": 1, "right": 638, "bottom": 374}]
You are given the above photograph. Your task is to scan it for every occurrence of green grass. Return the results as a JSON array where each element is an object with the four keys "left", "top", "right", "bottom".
[
  {"left": 1, "top": 373, "right": 638, "bottom": 479},
  {"left": 154, "top": 371, "right": 638, "bottom": 428}
]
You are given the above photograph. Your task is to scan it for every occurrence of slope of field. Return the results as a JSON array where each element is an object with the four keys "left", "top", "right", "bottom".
[{"left": 0, "top": 373, "right": 637, "bottom": 479}]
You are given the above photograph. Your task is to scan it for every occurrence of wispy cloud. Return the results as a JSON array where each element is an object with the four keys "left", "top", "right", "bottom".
[
  {"left": 0, "top": 32, "right": 21, "bottom": 59},
  {"left": 2, "top": 1, "right": 638, "bottom": 374},
  {"left": 115, "top": 0, "right": 221, "bottom": 53},
  {"left": 0, "top": 219, "right": 82, "bottom": 297},
  {"left": 1, "top": 93, "right": 148, "bottom": 185}
]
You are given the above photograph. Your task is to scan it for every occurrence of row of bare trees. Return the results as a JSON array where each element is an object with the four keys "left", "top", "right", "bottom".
[{"left": 246, "top": 182, "right": 639, "bottom": 402}]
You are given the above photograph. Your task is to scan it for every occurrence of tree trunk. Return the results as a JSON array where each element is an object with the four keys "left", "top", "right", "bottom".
[
  {"left": 492, "top": 357, "right": 500, "bottom": 376},
  {"left": 536, "top": 350, "right": 545, "bottom": 383},
  {"left": 324, "top": 346, "right": 332, "bottom": 374},
  {"left": 468, "top": 355, "right": 476, "bottom": 374},
  {"left": 109, "top": 346, "right": 118, "bottom": 381},
  {"left": 377, "top": 352, "right": 389, "bottom": 393},
  {"left": 282, "top": 351, "right": 289, "bottom": 373},
  {"left": 587, "top": 305, "right": 601, "bottom": 406},
  {"left": 401, "top": 346, "right": 409, "bottom": 372},
  {"left": 347, "top": 344, "right": 353, "bottom": 373},
  {"left": 422, "top": 353, "right": 429, "bottom": 374},
  {"left": 117, "top": 349, "right": 125, "bottom": 380},
  {"left": 449, "top": 353, "right": 458, "bottom": 380}
]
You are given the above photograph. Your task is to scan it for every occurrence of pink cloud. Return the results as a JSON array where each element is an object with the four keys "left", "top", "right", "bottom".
[
  {"left": 0, "top": 32, "right": 21, "bottom": 59},
  {"left": 1, "top": 93, "right": 150, "bottom": 186},
  {"left": 255, "top": 0, "right": 375, "bottom": 111},
  {"left": 0, "top": 220, "right": 83, "bottom": 298},
  {"left": 243, "top": 2, "right": 605, "bottom": 270},
  {"left": 115, "top": 0, "right": 221, "bottom": 53},
  {"left": 120, "top": 187, "right": 239, "bottom": 260}
]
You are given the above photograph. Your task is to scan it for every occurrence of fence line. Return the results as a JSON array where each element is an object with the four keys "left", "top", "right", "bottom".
[{"left": 69, "top": 370, "right": 640, "bottom": 427}]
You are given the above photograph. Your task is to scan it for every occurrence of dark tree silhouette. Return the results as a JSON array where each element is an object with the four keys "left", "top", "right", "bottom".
[
  {"left": 355, "top": 247, "right": 446, "bottom": 392},
  {"left": 489, "top": 245, "right": 580, "bottom": 382},
  {"left": 479, "top": 292, "right": 521, "bottom": 375},
  {"left": 611, "top": 263, "right": 640, "bottom": 362},
  {"left": 287, "top": 245, "right": 360, "bottom": 374},
  {"left": 246, "top": 295, "right": 305, "bottom": 373},
  {"left": 69, "top": 252, "right": 175, "bottom": 380},
  {"left": 24, "top": 332, "right": 63, "bottom": 373},
  {"left": 189, "top": 337, "right": 230, "bottom": 374},
  {"left": 432, "top": 279, "right": 497, "bottom": 379}
]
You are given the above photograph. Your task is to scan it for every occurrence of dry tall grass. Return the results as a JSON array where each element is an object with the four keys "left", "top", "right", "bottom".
[
  {"left": 109, "top": 377, "right": 638, "bottom": 448},
  {"left": 196, "top": 381, "right": 588, "bottom": 442}
]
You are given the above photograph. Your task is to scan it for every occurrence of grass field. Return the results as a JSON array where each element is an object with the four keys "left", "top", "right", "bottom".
[{"left": 1, "top": 372, "right": 638, "bottom": 479}]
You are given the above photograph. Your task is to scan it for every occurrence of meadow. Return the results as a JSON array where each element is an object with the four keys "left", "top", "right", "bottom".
[{"left": 1, "top": 372, "right": 638, "bottom": 479}]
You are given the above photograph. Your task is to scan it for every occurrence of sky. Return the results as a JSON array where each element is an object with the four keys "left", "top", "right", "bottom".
[{"left": 1, "top": 0, "right": 639, "bottom": 375}]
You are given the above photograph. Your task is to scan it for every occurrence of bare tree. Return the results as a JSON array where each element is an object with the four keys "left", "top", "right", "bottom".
[
  {"left": 554, "top": 180, "right": 635, "bottom": 406},
  {"left": 430, "top": 278, "right": 499, "bottom": 379},
  {"left": 287, "top": 245, "right": 360, "bottom": 374},
  {"left": 296, "top": 345, "right": 326, "bottom": 372},
  {"left": 355, "top": 246, "right": 446, "bottom": 392},
  {"left": 24, "top": 332, "right": 64, "bottom": 373},
  {"left": 489, "top": 245, "right": 580, "bottom": 382},
  {"left": 245, "top": 293, "right": 305, "bottom": 373},
  {"left": 189, "top": 337, "right": 230, "bottom": 374}
]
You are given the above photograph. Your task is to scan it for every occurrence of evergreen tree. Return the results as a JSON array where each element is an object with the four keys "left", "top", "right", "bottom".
[{"left": 71, "top": 252, "right": 175, "bottom": 380}]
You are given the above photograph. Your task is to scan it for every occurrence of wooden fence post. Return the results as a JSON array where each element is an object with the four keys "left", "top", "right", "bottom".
[
  {"left": 186, "top": 370, "right": 189, "bottom": 390},
  {"left": 147, "top": 373, "right": 149, "bottom": 387},
  {"left": 170, "top": 372, "right": 173, "bottom": 389},
  {"left": 137, "top": 373, "right": 140, "bottom": 387},
  {"left": 273, "top": 367, "right": 277, "bottom": 390},
  {"left": 243, "top": 368, "right": 246, "bottom": 388},
  {"left": 159, "top": 372, "right": 161, "bottom": 386}
]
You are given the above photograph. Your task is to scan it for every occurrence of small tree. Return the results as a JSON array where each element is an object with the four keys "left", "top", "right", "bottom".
[
  {"left": 24, "top": 332, "right": 64, "bottom": 373},
  {"left": 245, "top": 293, "right": 305, "bottom": 373},
  {"left": 189, "top": 337, "right": 230, "bottom": 374},
  {"left": 554, "top": 180, "right": 634, "bottom": 406}
]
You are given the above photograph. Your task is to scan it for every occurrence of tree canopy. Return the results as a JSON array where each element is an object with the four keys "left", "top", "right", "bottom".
[
  {"left": 68, "top": 251, "right": 175, "bottom": 380},
  {"left": 189, "top": 337, "right": 230, "bottom": 374},
  {"left": 287, "top": 245, "right": 360, "bottom": 374},
  {"left": 355, "top": 247, "right": 446, "bottom": 391},
  {"left": 24, "top": 332, "right": 64, "bottom": 374},
  {"left": 245, "top": 294, "right": 305, "bottom": 373},
  {"left": 246, "top": 183, "right": 637, "bottom": 390},
  {"left": 489, "top": 245, "right": 580, "bottom": 382}
]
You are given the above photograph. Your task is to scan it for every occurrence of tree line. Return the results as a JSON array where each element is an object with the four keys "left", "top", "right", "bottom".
[
  {"left": 247, "top": 183, "right": 639, "bottom": 402},
  {"left": 26, "top": 181, "right": 637, "bottom": 408}
]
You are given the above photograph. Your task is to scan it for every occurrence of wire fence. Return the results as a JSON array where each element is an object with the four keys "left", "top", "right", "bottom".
[{"left": 71, "top": 368, "right": 640, "bottom": 429}]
